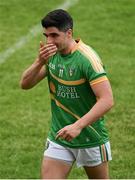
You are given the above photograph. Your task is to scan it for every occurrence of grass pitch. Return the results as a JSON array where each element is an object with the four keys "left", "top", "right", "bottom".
[{"left": 0, "top": 0, "right": 135, "bottom": 178}]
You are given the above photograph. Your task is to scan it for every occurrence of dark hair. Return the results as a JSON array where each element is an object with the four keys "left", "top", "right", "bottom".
[{"left": 41, "top": 9, "right": 73, "bottom": 32}]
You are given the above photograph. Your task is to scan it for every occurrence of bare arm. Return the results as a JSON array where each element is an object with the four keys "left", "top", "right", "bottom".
[
  {"left": 56, "top": 80, "right": 114, "bottom": 141},
  {"left": 20, "top": 41, "right": 57, "bottom": 89},
  {"left": 75, "top": 80, "right": 114, "bottom": 128},
  {"left": 20, "top": 59, "right": 47, "bottom": 89}
]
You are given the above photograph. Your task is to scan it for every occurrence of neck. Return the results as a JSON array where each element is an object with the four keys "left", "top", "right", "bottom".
[{"left": 60, "top": 39, "right": 77, "bottom": 55}]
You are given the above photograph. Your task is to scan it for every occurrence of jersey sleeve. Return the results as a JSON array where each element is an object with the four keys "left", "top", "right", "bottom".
[{"left": 82, "top": 56, "right": 108, "bottom": 86}]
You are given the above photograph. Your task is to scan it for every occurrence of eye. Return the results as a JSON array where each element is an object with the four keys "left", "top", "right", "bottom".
[{"left": 51, "top": 33, "right": 59, "bottom": 38}]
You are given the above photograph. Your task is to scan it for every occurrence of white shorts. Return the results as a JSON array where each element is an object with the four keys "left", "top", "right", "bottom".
[{"left": 44, "top": 139, "right": 112, "bottom": 167}]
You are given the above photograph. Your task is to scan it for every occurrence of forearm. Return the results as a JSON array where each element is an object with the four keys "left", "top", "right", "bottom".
[
  {"left": 56, "top": 79, "right": 114, "bottom": 142},
  {"left": 20, "top": 58, "right": 46, "bottom": 89},
  {"left": 75, "top": 97, "right": 114, "bottom": 129},
  {"left": 56, "top": 97, "right": 114, "bottom": 142}
]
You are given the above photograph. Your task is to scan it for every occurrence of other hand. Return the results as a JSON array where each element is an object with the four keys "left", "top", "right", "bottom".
[{"left": 56, "top": 123, "right": 82, "bottom": 142}]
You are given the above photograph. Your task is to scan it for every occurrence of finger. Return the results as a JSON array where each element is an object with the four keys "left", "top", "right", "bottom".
[
  {"left": 55, "top": 132, "right": 62, "bottom": 140},
  {"left": 42, "top": 49, "right": 57, "bottom": 59},
  {"left": 62, "top": 133, "right": 69, "bottom": 140},
  {"left": 41, "top": 43, "right": 56, "bottom": 49},
  {"left": 48, "top": 51, "right": 57, "bottom": 57},
  {"left": 46, "top": 46, "right": 57, "bottom": 53},
  {"left": 55, "top": 129, "right": 65, "bottom": 139},
  {"left": 40, "top": 41, "right": 55, "bottom": 49},
  {"left": 65, "top": 135, "right": 72, "bottom": 142},
  {"left": 57, "top": 127, "right": 66, "bottom": 134},
  {"left": 55, "top": 133, "right": 62, "bottom": 140},
  {"left": 40, "top": 47, "right": 57, "bottom": 55},
  {"left": 40, "top": 41, "right": 44, "bottom": 48},
  {"left": 40, "top": 45, "right": 57, "bottom": 52},
  {"left": 46, "top": 43, "right": 56, "bottom": 49},
  {"left": 40, "top": 47, "right": 57, "bottom": 58},
  {"left": 66, "top": 137, "right": 72, "bottom": 142}
]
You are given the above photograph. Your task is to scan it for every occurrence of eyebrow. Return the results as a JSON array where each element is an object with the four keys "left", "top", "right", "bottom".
[{"left": 43, "top": 32, "right": 59, "bottom": 37}]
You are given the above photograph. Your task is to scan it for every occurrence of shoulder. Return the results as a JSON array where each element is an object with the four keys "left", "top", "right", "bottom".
[{"left": 76, "top": 40, "right": 105, "bottom": 73}]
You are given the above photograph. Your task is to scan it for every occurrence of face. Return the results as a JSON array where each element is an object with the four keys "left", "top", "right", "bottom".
[{"left": 43, "top": 27, "right": 72, "bottom": 52}]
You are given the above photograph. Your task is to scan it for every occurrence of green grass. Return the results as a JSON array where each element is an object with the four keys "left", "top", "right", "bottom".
[{"left": 0, "top": 0, "right": 135, "bottom": 178}]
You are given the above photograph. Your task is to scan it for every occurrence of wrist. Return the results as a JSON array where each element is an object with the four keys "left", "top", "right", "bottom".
[
  {"left": 74, "top": 120, "right": 84, "bottom": 130},
  {"left": 37, "top": 54, "right": 49, "bottom": 65},
  {"left": 36, "top": 58, "right": 46, "bottom": 66}
]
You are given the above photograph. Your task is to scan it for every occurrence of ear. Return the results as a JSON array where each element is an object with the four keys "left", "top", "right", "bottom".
[{"left": 67, "top": 29, "right": 73, "bottom": 38}]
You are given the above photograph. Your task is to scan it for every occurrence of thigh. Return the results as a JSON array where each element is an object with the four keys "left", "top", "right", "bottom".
[
  {"left": 41, "top": 156, "right": 72, "bottom": 179},
  {"left": 84, "top": 161, "right": 109, "bottom": 179},
  {"left": 44, "top": 139, "right": 75, "bottom": 162},
  {"left": 41, "top": 139, "right": 75, "bottom": 179}
]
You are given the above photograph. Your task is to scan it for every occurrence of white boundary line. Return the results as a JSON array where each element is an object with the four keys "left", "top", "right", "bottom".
[{"left": 0, "top": 0, "right": 79, "bottom": 64}]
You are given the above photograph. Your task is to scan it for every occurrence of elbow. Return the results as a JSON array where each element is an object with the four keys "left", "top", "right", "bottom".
[
  {"left": 108, "top": 97, "right": 115, "bottom": 110},
  {"left": 20, "top": 80, "right": 31, "bottom": 90}
]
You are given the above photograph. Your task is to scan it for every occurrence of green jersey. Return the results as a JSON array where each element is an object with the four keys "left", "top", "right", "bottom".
[{"left": 46, "top": 39, "right": 109, "bottom": 148}]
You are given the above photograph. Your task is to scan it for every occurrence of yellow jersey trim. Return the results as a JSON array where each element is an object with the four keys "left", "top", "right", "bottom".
[
  {"left": 90, "top": 76, "right": 108, "bottom": 86},
  {"left": 49, "top": 70, "right": 86, "bottom": 86},
  {"left": 50, "top": 93, "right": 80, "bottom": 119},
  {"left": 78, "top": 43, "right": 105, "bottom": 73}
]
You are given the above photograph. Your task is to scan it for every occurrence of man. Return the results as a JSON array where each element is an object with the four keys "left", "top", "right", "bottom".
[{"left": 20, "top": 9, "right": 114, "bottom": 179}]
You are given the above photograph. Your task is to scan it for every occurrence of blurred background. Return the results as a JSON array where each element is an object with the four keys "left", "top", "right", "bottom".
[{"left": 0, "top": 0, "right": 134, "bottom": 178}]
